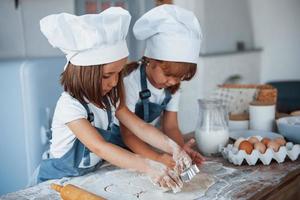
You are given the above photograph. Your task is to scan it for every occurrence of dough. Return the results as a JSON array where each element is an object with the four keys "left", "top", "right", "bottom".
[{"left": 70, "top": 169, "right": 215, "bottom": 200}]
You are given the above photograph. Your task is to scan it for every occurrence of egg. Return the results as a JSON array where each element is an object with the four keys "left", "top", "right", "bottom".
[
  {"left": 248, "top": 136, "right": 259, "bottom": 144},
  {"left": 273, "top": 137, "right": 286, "bottom": 146},
  {"left": 261, "top": 137, "right": 271, "bottom": 146},
  {"left": 267, "top": 141, "right": 280, "bottom": 152},
  {"left": 239, "top": 141, "right": 253, "bottom": 154},
  {"left": 234, "top": 137, "right": 245, "bottom": 149},
  {"left": 254, "top": 142, "right": 267, "bottom": 154}
]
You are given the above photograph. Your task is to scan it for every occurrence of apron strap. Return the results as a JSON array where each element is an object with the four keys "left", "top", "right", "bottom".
[
  {"left": 79, "top": 99, "right": 112, "bottom": 166},
  {"left": 139, "top": 60, "right": 173, "bottom": 121},
  {"left": 139, "top": 60, "right": 151, "bottom": 122},
  {"left": 80, "top": 100, "right": 112, "bottom": 130},
  {"left": 103, "top": 97, "right": 112, "bottom": 131},
  {"left": 161, "top": 89, "right": 172, "bottom": 108},
  {"left": 80, "top": 102, "right": 94, "bottom": 123}
]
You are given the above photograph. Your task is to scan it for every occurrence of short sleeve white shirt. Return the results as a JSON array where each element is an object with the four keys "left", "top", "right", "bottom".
[
  {"left": 50, "top": 92, "right": 115, "bottom": 167},
  {"left": 114, "top": 66, "right": 180, "bottom": 126}
]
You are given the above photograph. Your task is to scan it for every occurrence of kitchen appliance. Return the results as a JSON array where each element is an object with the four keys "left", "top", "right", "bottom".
[{"left": 0, "top": 57, "right": 64, "bottom": 195}]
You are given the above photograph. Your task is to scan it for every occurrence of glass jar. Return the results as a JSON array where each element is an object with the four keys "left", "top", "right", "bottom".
[{"left": 195, "top": 99, "right": 229, "bottom": 156}]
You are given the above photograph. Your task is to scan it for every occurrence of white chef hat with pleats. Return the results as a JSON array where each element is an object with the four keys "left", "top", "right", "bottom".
[
  {"left": 40, "top": 7, "right": 131, "bottom": 69},
  {"left": 133, "top": 4, "right": 202, "bottom": 64}
]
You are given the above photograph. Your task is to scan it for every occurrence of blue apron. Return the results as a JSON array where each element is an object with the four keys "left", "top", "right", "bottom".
[
  {"left": 112, "top": 60, "right": 172, "bottom": 135},
  {"left": 134, "top": 60, "right": 172, "bottom": 123},
  {"left": 37, "top": 98, "right": 125, "bottom": 183}
]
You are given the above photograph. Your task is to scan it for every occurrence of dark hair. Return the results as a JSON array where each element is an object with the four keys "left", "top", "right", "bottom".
[
  {"left": 124, "top": 57, "right": 197, "bottom": 94},
  {"left": 61, "top": 62, "right": 124, "bottom": 110}
]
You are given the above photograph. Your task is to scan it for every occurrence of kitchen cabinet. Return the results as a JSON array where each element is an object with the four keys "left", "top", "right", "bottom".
[
  {"left": 0, "top": 0, "right": 25, "bottom": 58},
  {"left": 0, "top": 0, "right": 74, "bottom": 59}
]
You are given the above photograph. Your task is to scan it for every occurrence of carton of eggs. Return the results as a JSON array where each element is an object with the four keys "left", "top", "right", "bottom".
[{"left": 220, "top": 136, "right": 300, "bottom": 165}]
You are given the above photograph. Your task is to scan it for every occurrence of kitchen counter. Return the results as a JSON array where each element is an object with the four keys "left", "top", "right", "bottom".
[{"left": 1, "top": 134, "right": 300, "bottom": 200}]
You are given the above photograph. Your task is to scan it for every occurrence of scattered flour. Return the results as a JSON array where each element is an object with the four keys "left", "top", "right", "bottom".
[
  {"left": 1, "top": 162, "right": 241, "bottom": 200},
  {"left": 67, "top": 169, "right": 215, "bottom": 200}
]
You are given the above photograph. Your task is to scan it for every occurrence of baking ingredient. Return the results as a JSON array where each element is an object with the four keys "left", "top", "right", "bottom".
[
  {"left": 67, "top": 168, "right": 215, "bottom": 200},
  {"left": 248, "top": 136, "right": 259, "bottom": 144},
  {"left": 195, "top": 128, "right": 229, "bottom": 156},
  {"left": 51, "top": 184, "right": 105, "bottom": 200},
  {"left": 261, "top": 137, "right": 271, "bottom": 146},
  {"left": 234, "top": 137, "right": 245, "bottom": 149},
  {"left": 254, "top": 142, "right": 267, "bottom": 153},
  {"left": 239, "top": 141, "right": 253, "bottom": 154},
  {"left": 273, "top": 137, "right": 286, "bottom": 146},
  {"left": 267, "top": 141, "right": 280, "bottom": 152}
]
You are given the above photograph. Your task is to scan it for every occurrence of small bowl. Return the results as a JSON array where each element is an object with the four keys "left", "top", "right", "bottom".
[{"left": 276, "top": 116, "right": 300, "bottom": 144}]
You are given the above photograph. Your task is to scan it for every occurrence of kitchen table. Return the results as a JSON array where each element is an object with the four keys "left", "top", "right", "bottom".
[{"left": 1, "top": 133, "right": 299, "bottom": 200}]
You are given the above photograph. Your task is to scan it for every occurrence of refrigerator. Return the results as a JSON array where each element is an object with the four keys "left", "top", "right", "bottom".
[{"left": 0, "top": 57, "right": 65, "bottom": 195}]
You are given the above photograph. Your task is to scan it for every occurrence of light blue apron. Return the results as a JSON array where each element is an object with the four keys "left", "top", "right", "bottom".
[
  {"left": 37, "top": 98, "right": 125, "bottom": 183},
  {"left": 112, "top": 60, "right": 172, "bottom": 134}
]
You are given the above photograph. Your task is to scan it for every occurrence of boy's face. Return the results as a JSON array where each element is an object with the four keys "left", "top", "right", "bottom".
[
  {"left": 147, "top": 60, "right": 181, "bottom": 89},
  {"left": 102, "top": 57, "right": 127, "bottom": 95}
]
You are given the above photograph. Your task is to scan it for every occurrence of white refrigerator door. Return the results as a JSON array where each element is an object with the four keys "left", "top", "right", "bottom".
[{"left": 0, "top": 57, "right": 64, "bottom": 195}]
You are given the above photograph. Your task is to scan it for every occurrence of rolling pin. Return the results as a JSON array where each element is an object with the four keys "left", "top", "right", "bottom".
[{"left": 51, "top": 183, "right": 106, "bottom": 200}]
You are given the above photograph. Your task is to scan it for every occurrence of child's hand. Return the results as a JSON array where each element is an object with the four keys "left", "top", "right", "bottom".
[
  {"left": 183, "top": 138, "right": 205, "bottom": 165},
  {"left": 167, "top": 138, "right": 193, "bottom": 174},
  {"left": 157, "top": 153, "right": 176, "bottom": 169},
  {"left": 145, "top": 159, "right": 183, "bottom": 193},
  {"left": 172, "top": 149, "right": 192, "bottom": 174}
]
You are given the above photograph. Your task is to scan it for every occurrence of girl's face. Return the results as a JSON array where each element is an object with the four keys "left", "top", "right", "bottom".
[
  {"left": 146, "top": 60, "right": 181, "bottom": 89},
  {"left": 102, "top": 57, "right": 127, "bottom": 95}
]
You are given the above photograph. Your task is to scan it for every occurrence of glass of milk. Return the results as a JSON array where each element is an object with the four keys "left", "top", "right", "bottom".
[{"left": 195, "top": 99, "right": 229, "bottom": 156}]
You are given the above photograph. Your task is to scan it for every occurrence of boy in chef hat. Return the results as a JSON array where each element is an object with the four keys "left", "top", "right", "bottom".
[
  {"left": 37, "top": 7, "right": 192, "bottom": 192},
  {"left": 114, "top": 5, "right": 205, "bottom": 168}
]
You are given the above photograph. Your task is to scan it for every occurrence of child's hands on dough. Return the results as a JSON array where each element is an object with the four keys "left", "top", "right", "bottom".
[
  {"left": 183, "top": 138, "right": 205, "bottom": 165},
  {"left": 144, "top": 158, "right": 183, "bottom": 193},
  {"left": 166, "top": 138, "right": 193, "bottom": 174},
  {"left": 157, "top": 153, "right": 176, "bottom": 169},
  {"left": 172, "top": 148, "right": 192, "bottom": 174}
]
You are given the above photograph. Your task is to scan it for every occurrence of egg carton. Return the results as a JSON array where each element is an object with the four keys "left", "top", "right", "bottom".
[{"left": 220, "top": 136, "right": 300, "bottom": 165}]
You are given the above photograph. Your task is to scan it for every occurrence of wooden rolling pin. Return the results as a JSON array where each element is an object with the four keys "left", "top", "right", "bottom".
[{"left": 51, "top": 183, "right": 106, "bottom": 200}]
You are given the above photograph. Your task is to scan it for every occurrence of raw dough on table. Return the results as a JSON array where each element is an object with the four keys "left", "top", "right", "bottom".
[{"left": 68, "top": 169, "right": 215, "bottom": 200}]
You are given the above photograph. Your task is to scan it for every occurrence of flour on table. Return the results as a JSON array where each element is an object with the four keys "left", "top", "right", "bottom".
[{"left": 68, "top": 169, "right": 215, "bottom": 200}]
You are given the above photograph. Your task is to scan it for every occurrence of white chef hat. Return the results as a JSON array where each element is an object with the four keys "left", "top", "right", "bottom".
[
  {"left": 40, "top": 7, "right": 131, "bottom": 68},
  {"left": 133, "top": 4, "right": 202, "bottom": 64}
]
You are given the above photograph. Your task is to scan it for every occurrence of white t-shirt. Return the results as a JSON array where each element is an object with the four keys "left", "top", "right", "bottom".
[
  {"left": 50, "top": 92, "right": 115, "bottom": 167},
  {"left": 114, "top": 66, "right": 180, "bottom": 126}
]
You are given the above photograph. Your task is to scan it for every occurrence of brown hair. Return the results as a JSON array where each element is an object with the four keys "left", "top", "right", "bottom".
[
  {"left": 124, "top": 57, "right": 197, "bottom": 94},
  {"left": 61, "top": 63, "right": 124, "bottom": 110}
]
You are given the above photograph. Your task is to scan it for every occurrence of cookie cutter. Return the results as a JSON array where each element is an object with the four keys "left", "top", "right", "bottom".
[{"left": 180, "top": 164, "right": 200, "bottom": 182}]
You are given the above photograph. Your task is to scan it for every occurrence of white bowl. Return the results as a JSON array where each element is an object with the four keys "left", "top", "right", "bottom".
[{"left": 277, "top": 116, "right": 300, "bottom": 143}]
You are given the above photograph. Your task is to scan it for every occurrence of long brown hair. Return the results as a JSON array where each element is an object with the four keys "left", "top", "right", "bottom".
[
  {"left": 124, "top": 57, "right": 197, "bottom": 94},
  {"left": 61, "top": 62, "right": 124, "bottom": 110}
]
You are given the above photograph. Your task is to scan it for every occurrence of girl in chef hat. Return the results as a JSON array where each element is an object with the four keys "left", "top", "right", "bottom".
[
  {"left": 113, "top": 5, "right": 205, "bottom": 168},
  {"left": 37, "top": 7, "right": 192, "bottom": 192}
]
